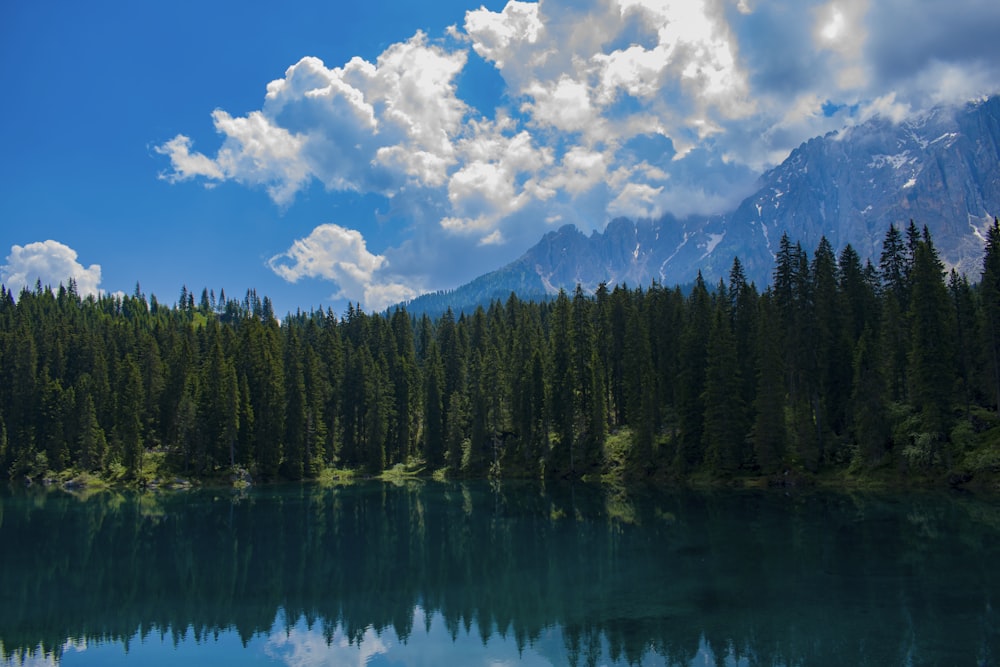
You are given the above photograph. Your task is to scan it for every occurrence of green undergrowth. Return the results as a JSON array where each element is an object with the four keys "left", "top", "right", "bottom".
[{"left": 10, "top": 413, "right": 1000, "bottom": 494}]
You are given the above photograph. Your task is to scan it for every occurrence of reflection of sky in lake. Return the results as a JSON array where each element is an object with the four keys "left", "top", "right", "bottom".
[
  {"left": 12, "top": 608, "right": 754, "bottom": 667},
  {"left": 6, "top": 485, "right": 995, "bottom": 666}
]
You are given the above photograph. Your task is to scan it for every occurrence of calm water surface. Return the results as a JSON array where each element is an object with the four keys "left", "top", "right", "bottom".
[{"left": 1, "top": 481, "right": 998, "bottom": 666}]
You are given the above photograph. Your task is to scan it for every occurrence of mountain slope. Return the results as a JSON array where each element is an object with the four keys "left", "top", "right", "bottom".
[{"left": 402, "top": 96, "right": 1000, "bottom": 314}]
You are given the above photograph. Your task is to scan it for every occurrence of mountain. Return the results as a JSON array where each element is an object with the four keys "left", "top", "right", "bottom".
[{"left": 402, "top": 96, "right": 1000, "bottom": 315}]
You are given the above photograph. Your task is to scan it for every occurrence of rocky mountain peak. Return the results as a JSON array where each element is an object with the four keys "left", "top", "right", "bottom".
[{"left": 402, "top": 96, "right": 1000, "bottom": 315}]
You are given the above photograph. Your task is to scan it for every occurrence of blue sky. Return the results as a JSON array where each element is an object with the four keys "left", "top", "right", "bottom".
[{"left": 2, "top": 0, "right": 999, "bottom": 315}]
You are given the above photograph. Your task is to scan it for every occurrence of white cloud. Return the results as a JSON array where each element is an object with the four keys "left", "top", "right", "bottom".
[
  {"left": 522, "top": 77, "right": 597, "bottom": 133},
  {"left": 614, "top": 0, "right": 748, "bottom": 104},
  {"left": 212, "top": 110, "right": 310, "bottom": 205},
  {"left": 158, "top": 0, "right": 1000, "bottom": 303},
  {"left": 267, "top": 224, "right": 417, "bottom": 310},
  {"left": 2, "top": 240, "right": 102, "bottom": 297},
  {"left": 463, "top": 1, "right": 545, "bottom": 72},
  {"left": 154, "top": 135, "right": 224, "bottom": 182},
  {"left": 155, "top": 112, "right": 308, "bottom": 206},
  {"left": 265, "top": 624, "right": 389, "bottom": 667},
  {"left": 543, "top": 146, "right": 609, "bottom": 196},
  {"left": 813, "top": 0, "right": 869, "bottom": 89},
  {"left": 479, "top": 230, "right": 505, "bottom": 245},
  {"left": 157, "top": 32, "right": 468, "bottom": 203},
  {"left": 608, "top": 181, "right": 664, "bottom": 219}
]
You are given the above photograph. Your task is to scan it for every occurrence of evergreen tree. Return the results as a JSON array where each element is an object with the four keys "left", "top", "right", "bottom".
[
  {"left": 812, "top": 236, "right": 850, "bottom": 461},
  {"left": 389, "top": 308, "right": 419, "bottom": 465},
  {"left": 466, "top": 349, "right": 489, "bottom": 475},
  {"left": 623, "top": 294, "right": 655, "bottom": 474},
  {"left": 907, "top": 231, "right": 955, "bottom": 445},
  {"left": 446, "top": 389, "right": 468, "bottom": 470},
  {"left": 119, "top": 355, "right": 144, "bottom": 479},
  {"left": 248, "top": 320, "right": 285, "bottom": 479},
  {"left": 880, "top": 225, "right": 911, "bottom": 401},
  {"left": 422, "top": 342, "right": 445, "bottom": 468},
  {"left": 282, "top": 325, "right": 307, "bottom": 479},
  {"left": 849, "top": 327, "right": 889, "bottom": 466},
  {"left": 751, "top": 292, "right": 786, "bottom": 474},
  {"left": 838, "top": 244, "right": 875, "bottom": 343},
  {"left": 729, "top": 257, "right": 758, "bottom": 427},
  {"left": 675, "top": 274, "right": 711, "bottom": 471},
  {"left": 572, "top": 286, "right": 603, "bottom": 473},
  {"left": 548, "top": 290, "right": 576, "bottom": 475},
  {"left": 702, "top": 290, "right": 745, "bottom": 473},
  {"left": 363, "top": 349, "right": 391, "bottom": 474},
  {"left": 949, "top": 270, "right": 978, "bottom": 420},
  {"left": 583, "top": 346, "right": 607, "bottom": 473},
  {"left": 607, "top": 286, "right": 629, "bottom": 426},
  {"left": 302, "top": 342, "right": 327, "bottom": 476},
  {"left": 982, "top": 217, "right": 1000, "bottom": 411}
]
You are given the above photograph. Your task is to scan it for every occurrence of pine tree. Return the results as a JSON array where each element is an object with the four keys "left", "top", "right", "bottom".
[
  {"left": 248, "top": 320, "right": 285, "bottom": 479},
  {"left": 572, "top": 286, "right": 603, "bottom": 473},
  {"left": 76, "top": 389, "right": 107, "bottom": 472},
  {"left": 849, "top": 327, "right": 889, "bottom": 466},
  {"left": 981, "top": 217, "right": 1000, "bottom": 411},
  {"left": 729, "top": 257, "right": 758, "bottom": 429},
  {"left": 466, "top": 349, "right": 489, "bottom": 475},
  {"left": 907, "top": 231, "right": 955, "bottom": 443},
  {"left": 389, "top": 308, "right": 419, "bottom": 465},
  {"left": 752, "top": 292, "right": 786, "bottom": 474},
  {"left": 282, "top": 325, "right": 306, "bottom": 479},
  {"left": 302, "top": 342, "right": 327, "bottom": 476},
  {"left": 880, "top": 225, "right": 911, "bottom": 401},
  {"left": 949, "top": 270, "right": 978, "bottom": 420},
  {"left": 812, "top": 236, "right": 850, "bottom": 461},
  {"left": 607, "top": 286, "right": 629, "bottom": 426},
  {"left": 119, "top": 355, "right": 145, "bottom": 479},
  {"left": 583, "top": 346, "right": 607, "bottom": 473},
  {"left": 362, "top": 349, "right": 391, "bottom": 474},
  {"left": 623, "top": 294, "right": 655, "bottom": 474},
  {"left": 675, "top": 274, "right": 711, "bottom": 471},
  {"left": 446, "top": 389, "right": 468, "bottom": 470},
  {"left": 548, "top": 290, "right": 576, "bottom": 475},
  {"left": 422, "top": 342, "right": 445, "bottom": 468},
  {"left": 838, "top": 244, "right": 875, "bottom": 343},
  {"left": 702, "top": 291, "right": 745, "bottom": 473}
]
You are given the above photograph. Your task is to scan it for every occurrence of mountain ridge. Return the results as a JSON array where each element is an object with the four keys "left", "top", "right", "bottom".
[{"left": 401, "top": 96, "right": 1000, "bottom": 316}]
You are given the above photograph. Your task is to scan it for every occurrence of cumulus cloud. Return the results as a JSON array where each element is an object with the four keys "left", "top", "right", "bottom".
[
  {"left": 267, "top": 224, "right": 417, "bottom": 310},
  {"left": 2, "top": 240, "right": 102, "bottom": 297},
  {"left": 159, "top": 0, "right": 1000, "bottom": 304},
  {"left": 158, "top": 32, "right": 469, "bottom": 203}
]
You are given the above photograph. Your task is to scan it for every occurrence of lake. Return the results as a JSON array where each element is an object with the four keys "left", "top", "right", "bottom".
[{"left": 1, "top": 481, "right": 998, "bottom": 666}]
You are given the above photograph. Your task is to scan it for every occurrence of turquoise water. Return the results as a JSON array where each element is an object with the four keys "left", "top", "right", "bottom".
[{"left": 1, "top": 481, "right": 998, "bottom": 666}]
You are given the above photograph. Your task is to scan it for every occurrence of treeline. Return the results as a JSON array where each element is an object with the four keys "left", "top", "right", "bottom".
[{"left": 1, "top": 220, "right": 999, "bottom": 483}]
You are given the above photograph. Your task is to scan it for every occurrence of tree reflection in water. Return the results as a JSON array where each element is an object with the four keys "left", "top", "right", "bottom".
[{"left": 0, "top": 482, "right": 997, "bottom": 666}]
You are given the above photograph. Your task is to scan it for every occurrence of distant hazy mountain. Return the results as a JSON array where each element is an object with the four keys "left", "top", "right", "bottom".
[{"left": 401, "top": 96, "right": 1000, "bottom": 315}]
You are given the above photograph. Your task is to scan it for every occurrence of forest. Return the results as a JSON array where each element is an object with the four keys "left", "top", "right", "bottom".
[{"left": 1, "top": 220, "right": 999, "bottom": 487}]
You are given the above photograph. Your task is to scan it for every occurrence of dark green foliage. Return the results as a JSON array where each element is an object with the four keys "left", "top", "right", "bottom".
[
  {"left": 548, "top": 290, "right": 576, "bottom": 475},
  {"left": 850, "top": 327, "right": 889, "bottom": 466},
  {"left": 906, "top": 230, "right": 954, "bottom": 451},
  {"left": 674, "top": 275, "right": 711, "bottom": 471},
  {"left": 422, "top": 342, "right": 445, "bottom": 468},
  {"left": 0, "top": 220, "right": 996, "bottom": 484},
  {"left": 702, "top": 288, "right": 746, "bottom": 473},
  {"left": 982, "top": 218, "right": 1000, "bottom": 410},
  {"left": 751, "top": 292, "right": 786, "bottom": 474}
]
